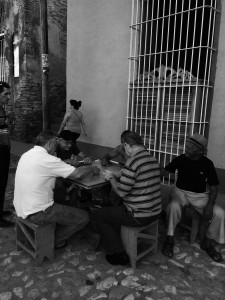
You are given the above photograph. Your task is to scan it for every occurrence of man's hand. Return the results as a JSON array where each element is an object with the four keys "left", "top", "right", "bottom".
[
  {"left": 203, "top": 203, "right": 214, "bottom": 222},
  {"left": 91, "top": 166, "right": 100, "bottom": 175},
  {"left": 84, "top": 157, "right": 93, "bottom": 165},
  {"left": 101, "top": 157, "right": 110, "bottom": 167},
  {"left": 104, "top": 170, "right": 113, "bottom": 181},
  {"left": 64, "top": 158, "right": 79, "bottom": 167}
]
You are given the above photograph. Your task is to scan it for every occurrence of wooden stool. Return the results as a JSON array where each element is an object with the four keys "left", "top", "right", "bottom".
[
  {"left": 121, "top": 219, "right": 158, "bottom": 269},
  {"left": 179, "top": 206, "right": 201, "bottom": 244},
  {"left": 16, "top": 217, "right": 55, "bottom": 266}
]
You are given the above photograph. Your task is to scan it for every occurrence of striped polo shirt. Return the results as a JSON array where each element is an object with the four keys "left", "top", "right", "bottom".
[{"left": 117, "top": 148, "right": 161, "bottom": 218}]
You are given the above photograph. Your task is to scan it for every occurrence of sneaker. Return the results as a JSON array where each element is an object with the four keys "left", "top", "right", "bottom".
[
  {"left": 0, "top": 219, "right": 15, "bottom": 228},
  {"left": 105, "top": 252, "right": 130, "bottom": 266}
]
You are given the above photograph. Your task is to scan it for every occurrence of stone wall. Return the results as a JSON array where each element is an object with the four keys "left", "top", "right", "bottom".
[{"left": 3, "top": 0, "right": 67, "bottom": 142}]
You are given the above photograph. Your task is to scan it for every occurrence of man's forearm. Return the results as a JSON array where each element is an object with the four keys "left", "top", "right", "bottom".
[
  {"left": 110, "top": 177, "right": 125, "bottom": 198},
  {"left": 69, "top": 166, "right": 95, "bottom": 180},
  {"left": 208, "top": 186, "right": 218, "bottom": 206}
]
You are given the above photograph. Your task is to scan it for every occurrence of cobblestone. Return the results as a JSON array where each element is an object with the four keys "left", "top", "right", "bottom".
[{"left": 1, "top": 153, "right": 225, "bottom": 300}]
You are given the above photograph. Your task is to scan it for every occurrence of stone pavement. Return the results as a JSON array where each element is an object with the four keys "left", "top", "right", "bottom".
[{"left": 0, "top": 141, "right": 225, "bottom": 300}]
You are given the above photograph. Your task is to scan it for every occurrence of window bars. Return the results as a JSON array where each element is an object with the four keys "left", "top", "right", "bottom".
[{"left": 127, "top": 0, "right": 219, "bottom": 184}]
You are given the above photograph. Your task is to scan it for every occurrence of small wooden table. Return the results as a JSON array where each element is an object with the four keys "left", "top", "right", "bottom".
[{"left": 72, "top": 160, "right": 122, "bottom": 190}]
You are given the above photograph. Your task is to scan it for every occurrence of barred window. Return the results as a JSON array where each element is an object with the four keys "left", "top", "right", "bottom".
[{"left": 127, "top": 0, "right": 220, "bottom": 184}]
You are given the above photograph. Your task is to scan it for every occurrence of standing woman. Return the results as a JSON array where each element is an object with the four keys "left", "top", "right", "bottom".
[{"left": 58, "top": 99, "right": 87, "bottom": 139}]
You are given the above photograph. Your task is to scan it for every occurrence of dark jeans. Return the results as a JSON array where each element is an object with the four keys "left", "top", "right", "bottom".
[
  {"left": 92, "top": 205, "right": 159, "bottom": 254},
  {"left": 27, "top": 203, "right": 89, "bottom": 245},
  {"left": 0, "top": 147, "right": 10, "bottom": 219}
]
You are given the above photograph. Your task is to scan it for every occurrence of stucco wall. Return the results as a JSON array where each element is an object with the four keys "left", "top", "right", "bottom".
[
  {"left": 67, "top": 0, "right": 132, "bottom": 147},
  {"left": 208, "top": 2, "right": 225, "bottom": 169}
]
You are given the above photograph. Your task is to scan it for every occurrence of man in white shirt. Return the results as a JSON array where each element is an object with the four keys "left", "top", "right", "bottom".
[{"left": 13, "top": 131, "right": 100, "bottom": 248}]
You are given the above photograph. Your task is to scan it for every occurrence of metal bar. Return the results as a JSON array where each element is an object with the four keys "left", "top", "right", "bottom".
[{"left": 127, "top": 0, "right": 218, "bottom": 186}]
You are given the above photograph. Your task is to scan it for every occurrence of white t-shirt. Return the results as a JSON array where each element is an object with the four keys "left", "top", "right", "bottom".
[{"left": 13, "top": 146, "right": 75, "bottom": 219}]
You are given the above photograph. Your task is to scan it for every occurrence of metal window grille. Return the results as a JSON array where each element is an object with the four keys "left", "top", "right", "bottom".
[
  {"left": 127, "top": 0, "right": 219, "bottom": 184},
  {"left": 0, "top": 4, "right": 6, "bottom": 82}
]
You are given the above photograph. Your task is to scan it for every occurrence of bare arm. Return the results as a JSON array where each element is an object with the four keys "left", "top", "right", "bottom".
[
  {"left": 58, "top": 112, "right": 70, "bottom": 134},
  {"left": 80, "top": 112, "right": 87, "bottom": 135},
  {"left": 104, "top": 172, "right": 126, "bottom": 198},
  {"left": 101, "top": 145, "right": 121, "bottom": 166},
  {"left": 81, "top": 112, "right": 85, "bottom": 127},
  {"left": 110, "top": 176, "right": 127, "bottom": 198},
  {"left": 67, "top": 165, "right": 100, "bottom": 181},
  {"left": 208, "top": 185, "right": 218, "bottom": 206},
  {"left": 203, "top": 185, "right": 218, "bottom": 221}
]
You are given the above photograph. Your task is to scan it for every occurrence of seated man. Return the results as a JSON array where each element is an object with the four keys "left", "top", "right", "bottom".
[
  {"left": 57, "top": 130, "right": 92, "bottom": 167},
  {"left": 100, "top": 130, "right": 131, "bottom": 166},
  {"left": 99, "top": 130, "right": 131, "bottom": 206},
  {"left": 162, "top": 133, "right": 224, "bottom": 262},
  {"left": 54, "top": 130, "right": 92, "bottom": 206},
  {"left": 13, "top": 131, "right": 100, "bottom": 249},
  {"left": 92, "top": 131, "right": 162, "bottom": 266}
]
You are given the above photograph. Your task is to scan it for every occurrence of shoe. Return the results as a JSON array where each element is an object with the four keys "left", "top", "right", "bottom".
[
  {"left": 204, "top": 246, "right": 223, "bottom": 262},
  {"left": 55, "top": 241, "right": 67, "bottom": 249},
  {"left": 105, "top": 252, "right": 130, "bottom": 266},
  {"left": 162, "top": 236, "right": 174, "bottom": 258},
  {"left": 0, "top": 219, "right": 15, "bottom": 228},
  {"left": 201, "top": 241, "right": 223, "bottom": 262}
]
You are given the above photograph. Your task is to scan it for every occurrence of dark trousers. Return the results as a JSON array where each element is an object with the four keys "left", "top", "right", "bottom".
[
  {"left": 27, "top": 203, "right": 89, "bottom": 245},
  {"left": 0, "top": 147, "right": 10, "bottom": 219},
  {"left": 92, "top": 205, "right": 159, "bottom": 254}
]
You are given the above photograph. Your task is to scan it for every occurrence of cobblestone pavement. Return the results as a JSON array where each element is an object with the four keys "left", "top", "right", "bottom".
[{"left": 0, "top": 154, "right": 225, "bottom": 300}]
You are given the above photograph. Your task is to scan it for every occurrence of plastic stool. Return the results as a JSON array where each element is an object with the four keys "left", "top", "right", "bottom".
[
  {"left": 121, "top": 219, "right": 158, "bottom": 269},
  {"left": 16, "top": 217, "right": 55, "bottom": 266}
]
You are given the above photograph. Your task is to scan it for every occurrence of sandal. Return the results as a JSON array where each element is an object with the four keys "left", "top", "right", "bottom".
[
  {"left": 162, "top": 242, "right": 174, "bottom": 258},
  {"left": 204, "top": 246, "right": 223, "bottom": 263}
]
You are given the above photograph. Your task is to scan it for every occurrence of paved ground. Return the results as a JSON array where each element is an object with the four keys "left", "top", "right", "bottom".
[{"left": 0, "top": 141, "right": 225, "bottom": 300}]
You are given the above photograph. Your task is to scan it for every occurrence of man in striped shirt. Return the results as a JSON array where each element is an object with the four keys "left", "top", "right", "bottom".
[{"left": 92, "top": 131, "right": 162, "bottom": 266}]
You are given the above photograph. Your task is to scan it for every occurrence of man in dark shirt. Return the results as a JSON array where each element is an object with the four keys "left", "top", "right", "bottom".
[
  {"left": 162, "top": 133, "right": 224, "bottom": 262},
  {"left": 0, "top": 82, "right": 14, "bottom": 227},
  {"left": 54, "top": 130, "right": 92, "bottom": 206},
  {"left": 56, "top": 130, "right": 92, "bottom": 166}
]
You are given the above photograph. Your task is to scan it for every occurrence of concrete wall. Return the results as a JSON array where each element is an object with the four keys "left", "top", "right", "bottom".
[
  {"left": 208, "top": 1, "right": 225, "bottom": 169},
  {"left": 67, "top": 0, "right": 132, "bottom": 147},
  {"left": 4, "top": 0, "right": 67, "bottom": 142}
]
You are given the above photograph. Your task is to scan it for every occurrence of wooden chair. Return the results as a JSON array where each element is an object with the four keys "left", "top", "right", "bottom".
[
  {"left": 16, "top": 217, "right": 55, "bottom": 266},
  {"left": 121, "top": 219, "right": 158, "bottom": 269}
]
